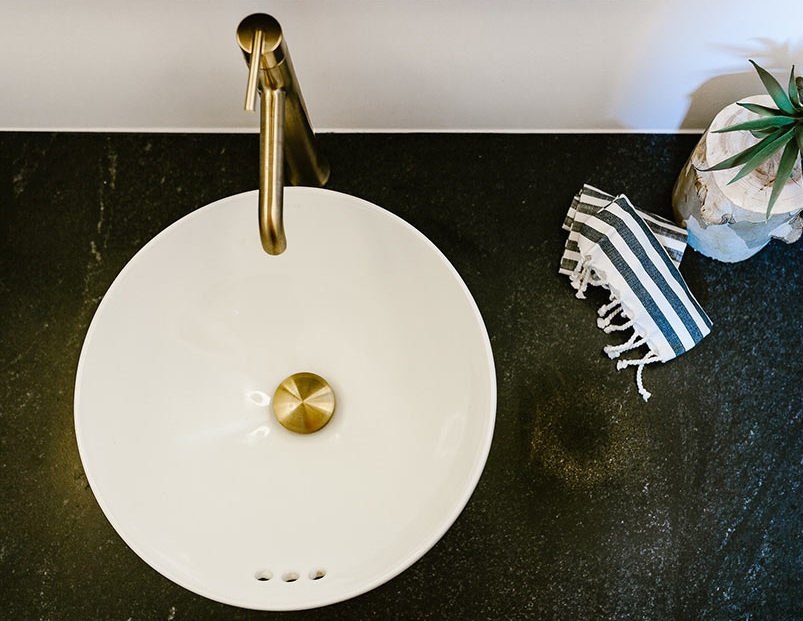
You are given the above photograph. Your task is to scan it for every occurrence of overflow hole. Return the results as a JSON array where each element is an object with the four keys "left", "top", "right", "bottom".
[
  {"left": 254, "top": 569, "right": 273, "bottom": 581},
  {"left": 309, "top": 568, "right": 326, "bottom": 580},
  {"left": 282, "top": 572, "right": 300, "bottom": 582}
]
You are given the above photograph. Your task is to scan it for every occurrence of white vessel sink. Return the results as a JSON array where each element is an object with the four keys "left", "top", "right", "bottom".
[{"left": 74, "top": 187, "right": 496, "bottom": 610}]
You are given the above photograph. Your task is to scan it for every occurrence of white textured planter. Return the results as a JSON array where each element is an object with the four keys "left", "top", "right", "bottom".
[{"left": 673, "top": 95, "right": 803, "bottom": 262}]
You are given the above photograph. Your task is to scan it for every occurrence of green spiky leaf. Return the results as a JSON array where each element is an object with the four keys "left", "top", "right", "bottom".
[
  {"left": 766, "top": 139, "right": 799, "bottom": 218},
  {"left": 789, "top": 66, "right": 802, "bottom": 109},
  {"left": 750, "top": 128, "right": 778, "bottom": 139},
  {"left": 797, "top": 126, "right": 803, "bottom": 156},
  {"left": 750, "top": 59, "right": 796, "bottom": 114},
  {"left": 797, "top": 76, "right": 803, "bottom": 101},
  {"left": 727, "top": 127, "right": 796, "bottom": 184},
  {"left": 712, "top": 116, "right": 795, "bottom": 133},
  {"left": 737, "top": 102, "right": 785, "bottom": 116},
  {"left": 698, "top": 129, "right": 785, "bottom": 172}
]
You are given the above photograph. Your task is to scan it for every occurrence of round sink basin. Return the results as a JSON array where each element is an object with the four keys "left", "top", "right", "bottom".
[{"left": 74, "top": 188, "right": 496, "bottom": 610}]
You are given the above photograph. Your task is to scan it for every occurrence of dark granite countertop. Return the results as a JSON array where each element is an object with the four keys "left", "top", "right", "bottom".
[{"left": 1, "top": 133, "right": 800, "bottom": 620}]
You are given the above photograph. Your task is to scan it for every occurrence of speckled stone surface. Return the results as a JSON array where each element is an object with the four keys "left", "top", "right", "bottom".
[{"left": 0, "top": 133, "right": 800, "bottom": 620}]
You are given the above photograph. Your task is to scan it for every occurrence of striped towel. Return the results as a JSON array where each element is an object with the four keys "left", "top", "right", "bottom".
[
  {"left": 560, "top": 185, "right": 687, "bottom": 275},
  {"left": 560, "top": 186, "right": 712, "bottom": 401}
]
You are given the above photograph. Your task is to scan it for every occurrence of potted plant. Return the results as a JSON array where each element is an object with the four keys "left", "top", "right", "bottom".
[{"left": 673, "top": 61, "right": 803, "bottom": 262}]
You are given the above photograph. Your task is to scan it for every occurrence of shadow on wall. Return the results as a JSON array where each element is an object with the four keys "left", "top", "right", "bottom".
[{"left": 681, "top": 38, "right": 803, "bottom": 130}]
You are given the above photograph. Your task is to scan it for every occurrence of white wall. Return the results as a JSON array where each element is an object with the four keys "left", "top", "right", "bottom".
[{"left": 1, "top": 0, "right": 801, "bottom": 132}]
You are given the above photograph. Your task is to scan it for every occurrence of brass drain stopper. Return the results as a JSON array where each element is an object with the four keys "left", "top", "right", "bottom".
[{"left": 272, "top": 372, "right": 335, "bottom": 434}]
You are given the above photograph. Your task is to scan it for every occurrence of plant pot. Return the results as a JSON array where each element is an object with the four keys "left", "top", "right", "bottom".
[{"left": 672, "top": 95, "right": 803, "bottom": 262}]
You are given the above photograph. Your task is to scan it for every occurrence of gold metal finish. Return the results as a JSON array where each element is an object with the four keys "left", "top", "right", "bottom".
[
  {"left": 261, "top": 87, "right": 286, "bottom": 255},
  {"left": 244, "top": 28, "right": 264, "bottom": 112},
  {"left": 236, "top": 14, "right": 330, "bottom": 255},
  {"left": 272, "top": 372, "right": 336, "bottom": 434}
]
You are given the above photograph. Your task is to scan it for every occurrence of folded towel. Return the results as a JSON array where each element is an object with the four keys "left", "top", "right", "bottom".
[
  {"left": 560, "top": 185, "right": 712, "bottom": 401},
  {"left": 560, "top": 185, "right": 688, "bottom": 276}
]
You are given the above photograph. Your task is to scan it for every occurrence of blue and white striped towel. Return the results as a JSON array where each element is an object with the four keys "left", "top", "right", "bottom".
[
  {"left": 560, "top": 186, "right": 712, "bottom": 401},
  {"left": 560, "top": 185, "right": 688, "bottom": 275}
]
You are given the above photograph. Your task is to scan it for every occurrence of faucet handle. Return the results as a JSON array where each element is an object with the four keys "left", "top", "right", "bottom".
[
  {"left": 244, "top": 28, "right": 264, "bottom": 112},
  {"left": 237, "top": 14, "right": 285, "bottom": 112}
]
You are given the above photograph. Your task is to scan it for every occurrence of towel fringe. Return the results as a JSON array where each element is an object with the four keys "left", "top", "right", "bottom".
[
  {"left": 597, "top": 290, "right": 656, "bottom": 413},
  {"left": 603, "top": 318, "right": 634, "bottom": 333},
  {"left": 573, "top": 262, "right": 592, "bottom": 299},
  {"left": 636, "top": 364, "right": 652, "bottom": 401},
  {"left": 615, "top": 352, "right": 660, "bottom": 402},
  {"left": 603, "top": 331, "right": 646, "bottom": 359},
  {"left": 615, "top": 351, "right": 658, "bottom": 369},
  {"left": 597, "top": 305, "right": 623, "bottom": 329},
  {"left": 597, "top": 298, "right": 620, "bottom": 317}
]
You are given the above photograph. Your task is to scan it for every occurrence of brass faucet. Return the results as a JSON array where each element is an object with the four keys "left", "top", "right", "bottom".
[{"left": 236, "top": 14, "right": 330, "bottom": 255}]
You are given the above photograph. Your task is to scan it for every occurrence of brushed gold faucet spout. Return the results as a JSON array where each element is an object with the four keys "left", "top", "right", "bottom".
[
  {"left": 236, "top": 14, "right": 330, "bottom": 256},
  {"left": 260, "top": 88, "right": 286, "bottom": 255}
]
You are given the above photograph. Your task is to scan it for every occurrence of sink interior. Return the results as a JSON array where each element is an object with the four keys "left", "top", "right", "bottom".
[{"left": 74, "top": 187, "right": 495, "bottom": 610}]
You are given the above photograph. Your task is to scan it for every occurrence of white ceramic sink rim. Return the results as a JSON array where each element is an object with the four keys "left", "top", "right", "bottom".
[{"left": 74, "top": 187, "right": 496, "bottom": 610}]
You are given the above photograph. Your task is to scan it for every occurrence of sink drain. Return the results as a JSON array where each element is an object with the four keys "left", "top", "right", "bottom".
[{"left": 272, "top": 372, "right": 335, "bottom": 434}]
